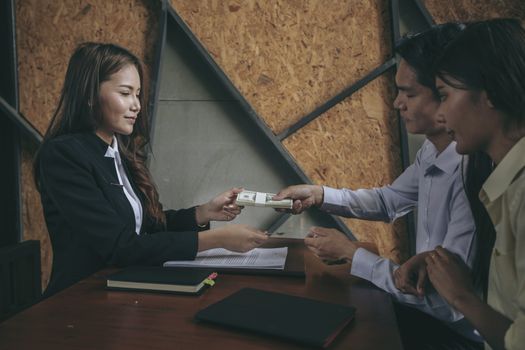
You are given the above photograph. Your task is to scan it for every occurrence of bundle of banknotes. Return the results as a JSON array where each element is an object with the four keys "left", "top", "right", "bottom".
[{"left": 235, "top": 190, "right": 293, "bottom": 209}]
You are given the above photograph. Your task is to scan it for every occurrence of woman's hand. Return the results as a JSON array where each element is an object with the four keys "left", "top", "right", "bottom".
[
  {"left": 199, "top": 225, "right": 268, "bottom": 253},
  {"left": 272, "top": 185, "right": 324, "bottom": 214},
  {"left": 195, "top": 187, "right": 244, "bottom": 225},
  {"left": 424, "top": 246, "right": 513, "bottom": 350},
  {"left": 425, "top": 246, "right": 476, "bottom": 307},
  {"left": 394, "top": 251, "right": 430, "bottom": 297},
  {"left": 304, "top": 227, "right": 357, "bottom": 262}
]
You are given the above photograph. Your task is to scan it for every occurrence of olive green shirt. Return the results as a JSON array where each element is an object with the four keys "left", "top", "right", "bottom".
[{"left": 480, "top": 136, "right": 525, "bottom": 350}]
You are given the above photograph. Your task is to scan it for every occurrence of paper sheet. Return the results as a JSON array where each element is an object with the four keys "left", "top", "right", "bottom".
[{"left": 163, "top": 247, "right": 288, "bottom": 270}]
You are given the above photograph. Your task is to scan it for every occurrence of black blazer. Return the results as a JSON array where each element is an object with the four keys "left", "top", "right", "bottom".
[{"left": 38, "top": 132, "right": 207, "bottom": 297}]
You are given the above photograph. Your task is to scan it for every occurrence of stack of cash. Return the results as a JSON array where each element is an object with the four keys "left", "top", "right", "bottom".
[{"left": 235, "top": 190, "right": 293, "bottom": 209}]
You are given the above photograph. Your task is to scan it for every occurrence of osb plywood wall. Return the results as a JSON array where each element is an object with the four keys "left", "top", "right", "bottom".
[
  {"left": 170, "top": 0, "right": 392, "bottom": 135},
  {"left": 16, "top": 0, "right": 161, "bottom": 290},
  {"left": 169, "top": 0, "right": 406, "bottom": 262},
  {"left": 421, "top": 0, "right": 525, "bottom": 23},
  {"left": 283, "top": 73, "right": 405, "bottom": 261}
]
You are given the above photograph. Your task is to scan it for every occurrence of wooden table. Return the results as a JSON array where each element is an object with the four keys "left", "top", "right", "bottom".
[{"left": 0, "top": 239, "right": 403, "bottom": 349}]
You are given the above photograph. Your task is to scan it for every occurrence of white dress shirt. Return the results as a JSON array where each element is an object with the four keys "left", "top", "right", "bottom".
[
  {"left": 321, "top": 139, "right": 480, "bottom": 341},
  {"left": 104, "top": 136, "right": 143, "bottom": 235}
]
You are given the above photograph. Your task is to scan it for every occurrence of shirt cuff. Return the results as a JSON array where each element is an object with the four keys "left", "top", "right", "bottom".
[
  {"left": 350, "top": 247, "right": 381, "bottom": 281},
  {"left": 320, "top": 186, "right": 342, "bottom": 212},
  {"left": 193, "top": 206, "right": 210, "bottom": 231}
]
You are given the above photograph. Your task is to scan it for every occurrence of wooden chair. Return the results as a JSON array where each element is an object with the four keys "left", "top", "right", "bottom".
[{"left": 0, "top": 240, "right": 41, "bottom": 322}]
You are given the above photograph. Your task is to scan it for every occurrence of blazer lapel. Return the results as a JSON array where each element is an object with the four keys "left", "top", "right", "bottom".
[{"left": 76, "top": 133, "right": 137, "bottom": 230}]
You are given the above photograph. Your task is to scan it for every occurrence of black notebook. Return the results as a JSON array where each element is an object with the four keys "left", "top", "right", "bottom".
[
  {"left": 106, "top": 266, "right": 216, "bottom": 295},
  {"left": 195, "top": 288, "right": 356, "bottom": 348}
]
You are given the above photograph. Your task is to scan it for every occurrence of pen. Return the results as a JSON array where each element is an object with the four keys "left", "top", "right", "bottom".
[{"left": 265, "top": 232, "right": 285, "bottom": 236}]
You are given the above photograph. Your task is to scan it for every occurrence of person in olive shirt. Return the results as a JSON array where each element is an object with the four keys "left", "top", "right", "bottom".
[{"left": 427, "top": 18, "right": 525, "bottom": 350}]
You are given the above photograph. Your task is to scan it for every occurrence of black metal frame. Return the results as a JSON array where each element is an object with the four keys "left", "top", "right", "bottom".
[
  {"left": 0, "top": 115, "right": 20, "bottom": 248},
  {"left": 414, "top": 0, "right": 436, "bottom": 26},
  {"left": 391, "top": 0, "right": 417, "bottom": 255},
  {"left": 391, "top": 0, "right": 402, "bottom": 44},
  {"left": 0, "top": 0, "right": 18, "bottom": 109},
  {"left": 265, "top": 213, "right": 293, "bottom": 234},
  {"left": 390, "top": 0, "right": 412, "bottom": 172},
  {"left": 278, "top": 58, "right": 396, "bottom": 141},
  {"left": 0, "top": 0, "right": 22, "bottom": 247},
  {"left": 0, "top": 0, "right": 42, "bottom": 317},
  {"left": 0, "top": 97, "right": 43, "bottom": 145},
  {"left": 391, "top": 0, "right": 440, "bottom": 255},
  {"left": 385, "top": 1, "right": 425, "bottom": 254},
  {"left": 147, "top": 0, "right": 168, "bottom": 147}
]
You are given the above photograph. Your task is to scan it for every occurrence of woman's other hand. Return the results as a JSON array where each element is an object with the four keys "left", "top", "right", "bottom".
[
  {"left": 425, "top": 246, "right": 476, "bottom": 308},
  {"left": 199, "top": 224, "right": 268, "bottom": 253}
]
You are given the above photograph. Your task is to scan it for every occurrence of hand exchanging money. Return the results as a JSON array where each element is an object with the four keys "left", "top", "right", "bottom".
[
  {"left": 196, "top": 187, "right": 244, "bottom": 225},
  {"left": 273, "top": 185, "right": 324, "bottom": 214},
  {"left": 236, "top": 190, "right": 293, "bottom": 209}
]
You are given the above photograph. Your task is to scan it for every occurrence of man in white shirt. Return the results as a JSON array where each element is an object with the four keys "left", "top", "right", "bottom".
[{"left": 274, "top": 23, "right": 484, "bottom": 350}]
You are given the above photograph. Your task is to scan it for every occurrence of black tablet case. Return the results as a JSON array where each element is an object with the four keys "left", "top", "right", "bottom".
[{"left": 195, "top": 287, "right": 356, "bottom": 347}]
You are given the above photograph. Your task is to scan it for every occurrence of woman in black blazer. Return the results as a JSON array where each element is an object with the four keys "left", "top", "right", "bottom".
[{"left": 35, "top": 42, "right": 268, "bottom": 297}]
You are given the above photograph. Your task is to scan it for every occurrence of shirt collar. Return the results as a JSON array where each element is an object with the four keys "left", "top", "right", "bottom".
[
  {"left": 104, "top": 136, "right": 121, "bottom": 165},
  {"left": 423, "top": 140, "right": 462, "bottom": 175},
  {"left": 482, "top": 136, "right": 525, "bottom": 202}
]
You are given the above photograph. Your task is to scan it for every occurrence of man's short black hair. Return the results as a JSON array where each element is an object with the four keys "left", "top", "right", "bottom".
[{"left": 395, "top": 23, "right": 465, "bottom": 97}]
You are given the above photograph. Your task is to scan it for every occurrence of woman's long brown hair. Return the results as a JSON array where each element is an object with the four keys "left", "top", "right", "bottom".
[{"left": 34, "top": 42, "right": 166, "bottom": 226}]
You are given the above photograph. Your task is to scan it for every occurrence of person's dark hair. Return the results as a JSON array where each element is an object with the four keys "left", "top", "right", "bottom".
[
  {"left": 395, "top": 22, "right": 466, "bottom": 98},
  {"left": 434, "top": 18, "right": 525, "bottom": 132},
  {"left": 462, "top": 152, "right": 496, "bottom": 298},
  {"left": 34, "top": 42, "right": 166, "bottom": 225}
]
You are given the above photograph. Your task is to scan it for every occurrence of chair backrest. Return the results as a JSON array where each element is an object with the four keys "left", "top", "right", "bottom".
[{"left": 0, "top": 240, "right": 41, "bottom": 322}]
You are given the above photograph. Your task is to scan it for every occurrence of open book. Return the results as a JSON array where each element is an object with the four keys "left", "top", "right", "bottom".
[{"left": 164, "top": 247, "right": 287, "bottom": 270}]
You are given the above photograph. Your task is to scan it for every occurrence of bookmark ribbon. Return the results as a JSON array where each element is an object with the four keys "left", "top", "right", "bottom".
[{"left": 204, "top": 272, "right": 218, "bottom": 287}]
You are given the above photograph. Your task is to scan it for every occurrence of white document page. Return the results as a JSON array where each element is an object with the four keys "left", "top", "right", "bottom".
[{"left": 163, "top": 247, "right": 288, "bottom": 270}]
